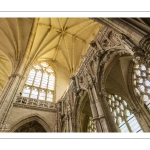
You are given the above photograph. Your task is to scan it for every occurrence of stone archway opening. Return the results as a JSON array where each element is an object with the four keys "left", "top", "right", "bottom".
[
  {"left": 9, "top": 115, "right": 52, "bottom": 132},
  {"left": 14, "top": 121, "right": 46, "bottom": 132},
  {"left": 78, "top": 92, "right": 96, "bottom": 132}
]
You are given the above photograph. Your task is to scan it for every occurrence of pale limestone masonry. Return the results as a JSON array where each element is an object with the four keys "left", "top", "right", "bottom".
[{"left": 0, "top": 18, "right": 150, "bottom": 132}]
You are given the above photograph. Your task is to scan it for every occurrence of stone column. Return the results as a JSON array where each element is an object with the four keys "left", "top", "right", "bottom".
[
  {"left": 56, "top": 102, "right": 62, "bottom": 132},
  {"left": 68, "top": 112, "right": 72, "bottom": 132},
  {"left": 0, "top": 72, "right": 24, "bottom": 131},
  {"left": 84, "top": 69, "right": 109, "bottom": 132},
  {"left": 89, "top": 84, "right": 109, "bottom": 132},
  {"left": 0, "top": 54, "right": 29, "bottom": 131},
  {"left": 87, "top": 87, "right": 103, "bottom": 132},
  {"left": 66, "top": 115, "right": 69, "bottom": 132}
]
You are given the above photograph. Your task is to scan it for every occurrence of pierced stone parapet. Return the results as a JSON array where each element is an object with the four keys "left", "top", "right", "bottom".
[{"left": 13, "top": 96, "right": 57, "bottom": 111}]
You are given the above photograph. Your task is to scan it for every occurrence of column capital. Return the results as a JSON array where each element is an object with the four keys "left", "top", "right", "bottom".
[{"left": 8, "top": 73, "right": 24, "bottom": 80}]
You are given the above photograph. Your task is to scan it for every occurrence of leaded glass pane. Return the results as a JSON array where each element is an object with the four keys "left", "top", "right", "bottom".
[
  {"left": 26, "top": 69, "right": 35, "bottom": 85},
  {"left": 106, "top": 93, "right": 143, "bottom": 133},
  {"left": 136, "top": 70, "right": 141, "bottom": 76},
  {"left": 22, "top": 87, "right": 30, "bottom": 97},
  {"left": 39, "top": 90, "right": 46, "bottom": 100},
  {"left": 145, "top": 80, "right": 150, "bottom": 86},
  {"left": 34, "top": 71, "right": 42, "bottom": 87},
  {"left": 41, "top": 73, "right": 48, "bottom": 89},
  {"left": 30, "top": 88, "right": 38, "bottom": 99},
  {"left": 47, "top": 92, "right": 53, "bottom": 101},
  {"left": 34, "top": 65, "right": 41, "bottom": 70},
  {"left": 133, "top": 63, "right": 150, "bottom": 112},
  {"left": 41, "top": 62, "right": 48, "bottom": 67},
  {"left": 48, "top": 74, "right": 54, "bottom": 90}
]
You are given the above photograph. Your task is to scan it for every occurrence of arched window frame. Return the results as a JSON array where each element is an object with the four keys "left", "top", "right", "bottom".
[
  {"left": 106, "top": 93, "right": 143, "bottom": 133},
  {"left": 132, "top": 62, "right": 150, "bottom": 113},
  {"left": 22, "top": 62, "right": 55, "bottom": 102}
]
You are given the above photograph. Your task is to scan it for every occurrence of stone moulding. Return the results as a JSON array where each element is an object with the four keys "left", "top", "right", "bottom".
[{"left": 13, "top": 96, "right": 57, "bottom": 112}]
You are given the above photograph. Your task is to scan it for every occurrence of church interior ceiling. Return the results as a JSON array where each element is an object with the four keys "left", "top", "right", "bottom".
[{"left": 0, "top": 18, "right": 101, "bottom": 92}]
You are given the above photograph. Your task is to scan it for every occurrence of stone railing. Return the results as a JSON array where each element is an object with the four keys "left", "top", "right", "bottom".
[{"left": 13, "top": 96, "right": 57, "bottom": 111}]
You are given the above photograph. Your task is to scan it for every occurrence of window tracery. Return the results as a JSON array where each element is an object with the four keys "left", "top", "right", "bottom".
[
  {"left": 106, "top": 93, "right": 143, "bottom": 132},
  {"left": 133, "top": 63, "right": 150, "bottom": 112},
  {"left": 87, "top": 117, "right": 97, "bottom": 132},
  {"left": 22, "top": 62, "right": 55, "bottom": 102}
]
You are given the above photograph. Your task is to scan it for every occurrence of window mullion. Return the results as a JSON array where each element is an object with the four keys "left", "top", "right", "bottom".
[
  {"left": 29, "top": 70, "right": 37, "bottom": 98},
  {"left": 125, "top": 119, "right": 132, "bottom": 132},
  {"left": 37, "top": 71, "right": 44, "bottom": 100},
  {"left": 32, "top": 69, "right": 38, "bottom": 87},
  {"left": 46, "top": 72, "right": 49, "bottom": 89},
  {"left": 45, "top": 72, "right": 50, "bottom": 101}
]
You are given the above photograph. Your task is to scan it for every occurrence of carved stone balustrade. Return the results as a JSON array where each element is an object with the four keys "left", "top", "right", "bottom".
[{"left": 13, "top": 96, "right": 57, "bottom": 111}]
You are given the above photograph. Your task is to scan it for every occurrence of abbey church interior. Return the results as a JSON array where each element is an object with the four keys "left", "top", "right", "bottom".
[{"left": 0, "top": 18, "right": 150, "bottom": 132}]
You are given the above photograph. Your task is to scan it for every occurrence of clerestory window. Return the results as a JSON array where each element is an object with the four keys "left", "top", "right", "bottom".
[
  {"left": 133, "top": 63, "right": 150, "bottom": 113},
  {"left": 22, "top": 62, "right": 55, "bottom": 102},
  {"left": 106, "top": 93, "right": 143, "bottom": 133}
]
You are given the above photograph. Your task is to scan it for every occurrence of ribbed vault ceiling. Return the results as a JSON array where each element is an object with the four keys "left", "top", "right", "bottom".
[
  {"left": 0, "top": 18, "right": 101, "bottom": 92},
  {"left": 0, "top": 18, "right": 34, "bottom": 92},
  {"left": 0, "top": 51, "right": 11, "bottom": 91},
  {"left": 32, "top": 18, "right": 101, "bottom": 74}
]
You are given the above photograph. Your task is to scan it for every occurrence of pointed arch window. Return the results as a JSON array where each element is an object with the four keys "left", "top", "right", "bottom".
[
  {"left": 106, "top": 93, "right": 143, "bottom": 133},
  {"left": 22, "top": 62, "right": 55, "bottom": 102},
  {"left": 133, "top": 63, "right": 150, "bottom": 113}
]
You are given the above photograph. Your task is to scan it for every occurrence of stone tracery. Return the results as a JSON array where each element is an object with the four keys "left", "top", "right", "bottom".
[
  {"left": 22, "top": 62, "right": 55, "bottom": 102},
  {"left": 133, "top": 62, "right": 150, "bottom": 112},
  {"left": 0, "top": 18, "right": 150, "bottom": 132}
]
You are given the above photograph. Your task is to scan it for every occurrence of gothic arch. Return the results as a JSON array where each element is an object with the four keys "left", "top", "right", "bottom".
[
  {"left": 74, "top": 91, "right": 91, "bottom": 132},
  {"left": 101, "top": 49, "right": 134, "bottom": 107},
  {"left": 127, "top": 60, "right": 150, "bottom": 131},
  {"left": 8, "top": 114, "right": 52, "bottom": 132}
]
